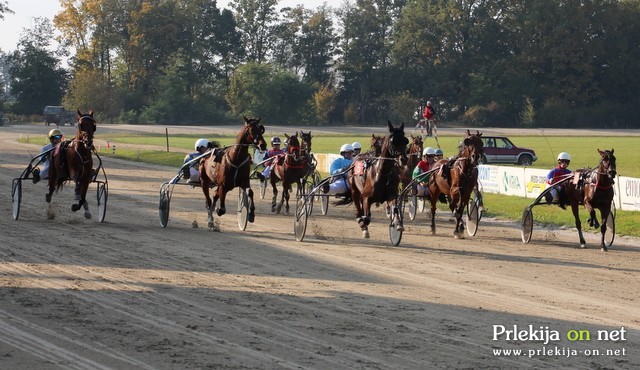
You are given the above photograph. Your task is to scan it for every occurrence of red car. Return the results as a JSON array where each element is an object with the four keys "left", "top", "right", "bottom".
[{"left": 480, "top": 136, "right": 537, "bottom": 166}]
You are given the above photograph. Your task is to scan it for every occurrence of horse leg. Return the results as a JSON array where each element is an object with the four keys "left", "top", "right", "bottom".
[
  {"left": 453, "top": 205, "right": 464, "bottom": 239},
  {"left": 202, "top": 184, "right": 215, "bottom": 228},
  {"left": 361, "top": 197, "right": 372, "bottom": 239},
  {"left": 571, "top": 202, "right": 586, "bottom": 248},
  {"left": 599, "top": 208, "right": 608, "bottom": 252},
  {"left": 393, "top": 198, "right": 404, "bottom": 232},
  {"left": 247, "top": 187, "right": 256, "bottom": 223},
  {"left": 277, "top": 182, "right": 287, "bottom": 214},
  {"left": 271, "top": 178, "right": 278, "bottom": 213},
  {"left": 216, "top": 187, "right": 227, "bottom": 217},
  {"left": 283, "top": 184, "right": 291, "bottom": 215}
]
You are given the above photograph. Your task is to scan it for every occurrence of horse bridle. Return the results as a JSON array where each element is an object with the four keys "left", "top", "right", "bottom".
[{"left": 77, "top": 115, "right": 96, "bottom": 149}]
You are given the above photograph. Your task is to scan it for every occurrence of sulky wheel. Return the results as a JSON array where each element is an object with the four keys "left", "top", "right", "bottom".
[
  {"left": 158, "top": 187, "right": 171, "bottom": 228},
  {"left": 259, "top": 178, "right": 266, "bottom": 199},
  {"left": 237, "top": 188, "right": 249, "bottom": 231},
  {"left": 12, "top": 179, "right": 22, "bottom": 220},
  {"left": 408, "top": 194, "right": 417, "bottom": 221},
  {"left": 304, "top": 179, "right": 314, "bottom": 216},
  {"left": 96, "top": 182, "right": 108, "bottom": 223},
  {"left": 605, "top": 210, "right": 615, "bottom": 247},
  {"left": 466, "top": 200, "right": 479, "bottom": 237},
  {"left": 389, "top": 200, "right": 404, "bottom": 246},
  {"left": 294, "top": 196, "right": 308, "bottom": 242},
  {"left": 521, "top": 206, "right": 534, "bottom": 244}
]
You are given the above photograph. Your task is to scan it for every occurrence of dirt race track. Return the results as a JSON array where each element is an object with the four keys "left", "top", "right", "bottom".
[{"left": 1, "top": 124, "right": 639, "bottom": 369}]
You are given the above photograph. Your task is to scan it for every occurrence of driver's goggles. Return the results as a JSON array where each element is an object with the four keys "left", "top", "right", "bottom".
[
  {"left": 559, "top": 159, "right": 570, "bottom": 164},
  {"left": 51, "top": 135, "right": 63, "bottom": 140}
]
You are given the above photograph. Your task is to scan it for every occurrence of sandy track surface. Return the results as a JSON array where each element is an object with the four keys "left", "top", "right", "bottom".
[{"left": 1, "top": 124, "right": 639, "bottom": 369}]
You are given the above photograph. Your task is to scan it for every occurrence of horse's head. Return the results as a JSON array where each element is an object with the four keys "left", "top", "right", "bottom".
[
  {"left": 384, "top": 120, "right": 409, "bottom": 162},
  {"left": 598, "top": 148, "right": 617, "bottom": 179},
  {"left": 242, "top": 115, "right": 267, "bottom": 151},
  {"left": 371, "top": 134, "right": 384, "bottom": 156},
  {"left": 284, "top": 133, "right": 301, "bottom": 160},
  {"left": 408, "top": 135, "right": 424, "bottom": 156},
  {"left": 299, "top": 130, "right": 312, "bottom": 153},
  {"left": 76, "top": 110, "right": 96, "bottom": 148},
  {"left": 461, "top": 129, "right": 484, "bottom": 165}
]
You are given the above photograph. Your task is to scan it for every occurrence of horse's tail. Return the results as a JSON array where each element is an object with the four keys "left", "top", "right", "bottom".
[
  {"left": 332, "top": 193, "right": 353, "bottom": 206},
  {"left": 56, "top": 178, "right": 65, "bottom": 193}
]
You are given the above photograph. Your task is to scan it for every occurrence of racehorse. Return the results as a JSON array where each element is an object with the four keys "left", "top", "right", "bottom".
[
  {"left": 339, "top": 121, "right": 409, "bottom": 238},
  {"left": 270, "top": 133, "right": 307, "bottom": 214},
  {"left": 46, "top": 110, "right": 96, "bottom": 219},
  {"left": 299, "top": 130, "right": 317, "bottom": 178},
  {"left": 199, "top": 116, "right": 266, "bottom": 229},
  {"left": 370, "top": 134, "right": 384, "bottom": 156},
  {"left": 400, "top": 135, "right": 424, "bottom": 191},
  {"left": 565, "top": 149, "right": 617, "bottom": 251},
  {"left": 427, "top": 130, "right": 483, "bottom": 238}
]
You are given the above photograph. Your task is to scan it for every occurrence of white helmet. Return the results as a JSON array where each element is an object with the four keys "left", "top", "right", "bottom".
[
  {"left": 351, "top": 142, "right": 362, "bottom": 150},
  {"left": 195, "top": 138, "right": 209, "bottom": 151},
  {"left": 271, "top": 136, "right": 281, "bottom": 145},
  {"left": 423, "top": 147, "right": 436, "bottom": 156},
  {"left": 435, "top": 148, "right": 443, "bottom": 156},
  {"left": 557, "top": 152, "right": 571, "bottom": 161},
  {"left": 426, "top": 101, "right": 432, "bottom": 106},
  {"left": 340, "top": 143, "right": 354, "bottom": 153}
]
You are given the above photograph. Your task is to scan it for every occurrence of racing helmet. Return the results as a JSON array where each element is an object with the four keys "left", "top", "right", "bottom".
[
  {"left": 423, "top": 147, "right": 436, "bottom": 156},
  {"left": 48, "top": 128, "right": 63, "bottom": 139},
  {"left": 195, "top": 138, "right": 209, "bottom": 151},
  {"left": 340, "top": 143, "right": 354, "bottom": 154},
  {"left": 351, "top": 142, "right": 362, "bottom": 150},
  {"left": 435, "top": 148, "right": 443, "bottom": 156},
  {"left": 271, "top": 136, "right": 281, "bottom": 145},
  {"left": 426, "top": 101, "right": 432, "bottom": 106},
  {"left": 557, "top": 152, "right": 571, "bottom": 161}
]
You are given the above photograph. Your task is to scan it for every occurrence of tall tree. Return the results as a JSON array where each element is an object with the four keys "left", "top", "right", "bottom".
[
  {"left": 230, "top": 0, "right": 278, "bottom": 63},
  {"left": 295, "top": 6, "right": 338, "bottom": 85},
  {"left": 8, "top": 18, "right": 67, "bottom": 115},
  {"left": 0, "top": 1, "right": 13, "bottom": 21}
]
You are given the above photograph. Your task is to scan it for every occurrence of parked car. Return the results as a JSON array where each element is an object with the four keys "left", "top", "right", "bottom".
[
  {"left": 480, "top": 136, "right": 537, "bottom": 166},
  {"left": 44, "top": 106, "right": 74, "bottom": 126}
]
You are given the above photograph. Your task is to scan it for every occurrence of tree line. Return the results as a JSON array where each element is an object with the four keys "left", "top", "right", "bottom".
[{"left": 1, "top": 0, "right": 639, "bottom": 128}]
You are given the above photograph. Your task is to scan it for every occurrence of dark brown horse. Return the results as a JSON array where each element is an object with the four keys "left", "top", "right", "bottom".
[
  {"left": 340, "top": 121, "right": 409, "bottom": 238},
  {"left": 299, "top": 130, "right": 317, "bottom": 178},
  {"left": 199, "top": 116, "right": 266, "bottom": 228},
  {"left": 427, "top": 130, "right": 483, "bottom": 238},
  {"left": 565, "top": 149, "right": 617, "bottom": 251},
  {"left": 370, "top": 134, "right": 384, "bottom": 157},
  {"left": 400, "top": 135, "right": 424, "bottom": 191},
  {"left": 270, "top": 133, "right": 307, "bottom": 214},
  {"left": 46, "top": 110, "right": 96, "bottom": 219}
]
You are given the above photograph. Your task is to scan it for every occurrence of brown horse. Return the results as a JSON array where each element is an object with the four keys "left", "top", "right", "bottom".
[
  {"left": 340, "top": 121, "right": 409, "bottom": 238},
  {"left": 46, "top": 110, "right": 96, "bottom": 219},
  {"left": 565, "top": 149, "right": 617, "bottom": 251},
  {"left": 270, "top": 133, "right": 308, "bottom": 214},
  {"left": 199, "top": 116, "right": 266, "bottom": 228},
  {"left": 298, "top": 130, "right": 317, "bottom": 179},
  {"left": 370, "top": 134, "right": 384, "bottom": 156},
  {"left": 427, "top": 130, "right": 483, "bottom": 238},
  {"left": 400, "top": 135, "right": 424, "bottom": 191}
]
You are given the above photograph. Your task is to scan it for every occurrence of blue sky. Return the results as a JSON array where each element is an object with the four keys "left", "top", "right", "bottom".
[{"left": 0, "top": 0, "right": 342, "bottom": 53}]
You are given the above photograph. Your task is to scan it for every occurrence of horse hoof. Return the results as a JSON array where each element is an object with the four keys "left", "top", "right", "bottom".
[
  {"left": 216, "top": 208, "right": 225, "bottom": 216},
  {"left": 580, "top": 243, "right": 587, "bottom": 249},
  {"left": 45, "top": 194, "right": 52, "bottom": 203},
  {"left": 601, "top": 246, "right": 608, "bottom": 252},
  {"left": 208, "top": 221, "right": 215, "bottom": 229},
  {"left": 363, "top": 230, "right": 370, "bottom": 238},
  {"left": 72, "top": 204, "right": 81, "bottom": 212},
  {"left": 396, "top": 224, "right": 404, "bottom": 232},
  {"left": 248, "top": 213, "right": 255, "bottom": 223},
  {"left": 431, "top": 230, "right": 436, "bottom": 236},
  {"left": 84, "top": 212, "right": 92, "bottom": 219}
]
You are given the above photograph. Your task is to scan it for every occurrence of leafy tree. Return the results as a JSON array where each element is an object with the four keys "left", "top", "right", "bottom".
[
  {"left": 0, "top": 1, "right": 13, "bottom": 20},
  {"left": 295, "top": 6, "right": 338, "bottom": 85},
  {"left": 8, "top": 18, "right": 68, "bottom": 115},
  {"left": 226, "top": 62, "right": 314, "bottom": 125},
  {"left": 230, "top": 0, "right": 278, "bottom": 63}
]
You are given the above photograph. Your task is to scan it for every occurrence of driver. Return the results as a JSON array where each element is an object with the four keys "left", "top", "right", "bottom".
[
  {"left": 32, "top": 128, "right": 64, "bottom": 184},
  {"left": 322, "top": 143, "right": 354, "bottom": 195},
  {"left": 545, "top": 152, "right": 572, "bottom": 209}
]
